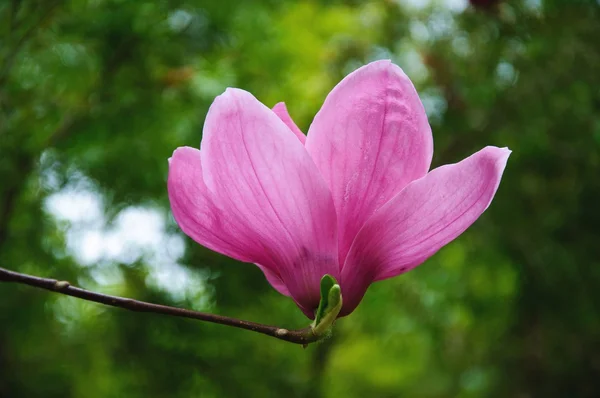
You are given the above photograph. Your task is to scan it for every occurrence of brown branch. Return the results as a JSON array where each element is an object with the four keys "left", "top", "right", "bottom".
[{"left": 0, "top": 266, "right": 319, "bottom": 345}]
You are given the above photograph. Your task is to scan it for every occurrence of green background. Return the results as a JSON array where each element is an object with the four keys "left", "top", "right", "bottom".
[{"left": 1, "top": 0, "right": 599, "bottom": 396}]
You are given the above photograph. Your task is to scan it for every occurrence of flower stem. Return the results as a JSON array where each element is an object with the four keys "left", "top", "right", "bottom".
[{"left": 0, "top": 266, "right": 320, "bottom": 345}]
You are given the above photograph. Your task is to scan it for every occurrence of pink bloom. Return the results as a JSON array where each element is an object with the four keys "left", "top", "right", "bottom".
[{"left": 168, "top": 60, "right": 510, "bottom": 319}]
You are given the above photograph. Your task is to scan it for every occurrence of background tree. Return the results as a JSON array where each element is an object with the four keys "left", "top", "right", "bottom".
[{"left": 1, "top": 0, "right": 599, "bottom": 396}]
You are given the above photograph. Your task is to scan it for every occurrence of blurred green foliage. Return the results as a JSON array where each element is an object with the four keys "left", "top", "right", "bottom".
[{"left": 1, "top": 0, "right": 599, "bottom": 396}]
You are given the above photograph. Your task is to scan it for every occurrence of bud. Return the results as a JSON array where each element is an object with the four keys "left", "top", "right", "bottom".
[{"left": 311, "top": 274, "right": 342, "bottom": 337}]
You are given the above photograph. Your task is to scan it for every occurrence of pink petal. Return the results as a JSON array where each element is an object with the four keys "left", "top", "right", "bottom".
[
  {"left": 340, "top": 146, "right": 510, "bottom": 315},
  {"left": 256, "top": 263, "right": 315, "bottom": 318},
  {"left": 305, "top": 60, "right": 433, "bottom": 266},
  {"left": 169, "top": 149, "right": 301, "bottom": 307},
  {"left": 255, "top": 263, "right": 291, "bottom": 296},
  {"left": 272, "top": 102, "right": 306, "bottom": 144},
  {"left": 200, "top": 88, "right": 339, "bottom": 315},
  {"left": 168, "top": 146, "right": 253, "bottom": 263}
]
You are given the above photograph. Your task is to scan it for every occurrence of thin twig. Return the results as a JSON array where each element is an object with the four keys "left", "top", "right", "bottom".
[{"left": 0, "top": 266, "right": 319, "bottom": 345}]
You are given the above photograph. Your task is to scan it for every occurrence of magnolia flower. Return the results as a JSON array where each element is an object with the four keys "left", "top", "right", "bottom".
[{"left": 168, "top": 60, "right": 510, "bottom": 320}]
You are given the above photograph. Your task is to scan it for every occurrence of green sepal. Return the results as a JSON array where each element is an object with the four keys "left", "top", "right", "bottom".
[
  {"left": 314, "top": 274, "right": 335, "bottom": 325},
  {"left": 311, "top": 274, "right": 343, "bottom": 337}
]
